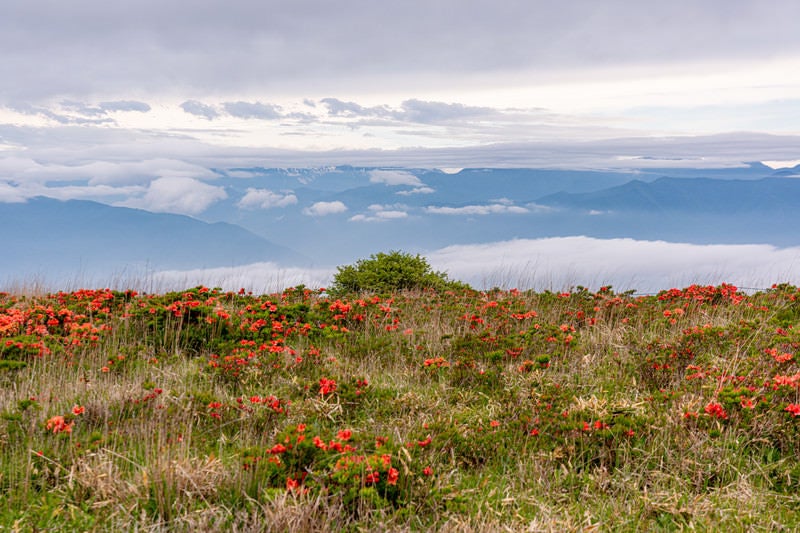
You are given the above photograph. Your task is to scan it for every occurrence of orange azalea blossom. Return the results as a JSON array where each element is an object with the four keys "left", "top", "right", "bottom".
[{"left": 45, "top": 415, "right": 73, "bottom": 434}]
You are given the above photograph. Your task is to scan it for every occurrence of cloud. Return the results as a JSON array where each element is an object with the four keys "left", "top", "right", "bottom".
[
  {"left": 6, "top": 103, "right": 113, "bottom": 125},
  {"left": 394, "top": 99, "right": 496, "bottom": 123},
  {"left": 0, "top": 156, "right": 218, "bottom": 186},
  {"left": 4, "top": 1, "right": 800, "bottom": 104},
  {"left": 150, "top": 262, "right": 335, "bottom": 294},
  {"left": 138, "top": 237, "right": 800, "bottom": 295},
  {"left": 0, "top": 181, "right": 27, "bottom": 203},
  {"left": 427, "top": 237, "right": 800, "bottom": 293},
  {"left": 238, "top": 188, "right": 297, "bottom": 209},
  {"left": 180, "top": 100, "right": 220, "bottom": 120},
  {"left": 98, "top": 100, "right": 151, "bottom": 113},
  {"left": 425, "top": 203, "right": 529, "bottom": 215},
  {"left": 321, "top": 98, "right": 389, "bottom": 117},
  {"left": 349, "top": 204, "right": 409, "bottom": 222},
  {"left": 397, "top": 186, "right": 435, "bottom": 195},
  {"left": 302, "top": 200, "right": 348, "bottom": 216},
  {"left": 369, "top": 170, "right": 423, "bottom": 186},
  {"left": 116, "top": 177, "right": 227, "bottom": 216},
  {"left": 223, "top": 101, "right": 282, "bottom": 120}
]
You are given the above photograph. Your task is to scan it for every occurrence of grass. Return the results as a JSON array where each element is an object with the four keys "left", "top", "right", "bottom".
[{"left": 0, "top": 283, "right": 799, "bottom": 531}]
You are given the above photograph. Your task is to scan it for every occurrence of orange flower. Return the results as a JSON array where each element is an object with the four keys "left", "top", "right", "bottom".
[{"left": 45, "top": 415, "right": 73, "bottom": 434}]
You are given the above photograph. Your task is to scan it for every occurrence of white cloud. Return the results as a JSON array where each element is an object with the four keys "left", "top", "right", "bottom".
[
  {"left": 0, "top": 156, "right": 218, "bottom": 186},
  {"left": 397, "top": 186, "right": 435, "bottom": 195},
  {"left": 116, "top": 177, "right": 227, "bottom": 216},
  {"left": 150, "top": 262, "right": 335, "bottom": 294},
  {"left": 369, "top": 170, "right": 423, "bottom": 186},
  {"left": 425, "top": 203, "right": 529, "bottom": 215},
  {"left": 138, "top": 237, "right": 800, "bottom": 295},
  {"left": 302, "top": 200, "right": 348, "bottom": 216},
  {"left": 427, "top": 237, "right": 800, "bottom": 293},
  {"left": 238, "top": 188, "right": 297, "bottom": 209},
  {"left": 0, "top": 181, "right": 26, "bottom": 202},
  {"left": 350, "top": 203, "right": 409, "bottom": 222}
]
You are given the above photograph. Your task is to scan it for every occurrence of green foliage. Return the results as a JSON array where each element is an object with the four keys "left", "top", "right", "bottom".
[{"left": 329, "top": 250, "right": 469, "bottom": 295}]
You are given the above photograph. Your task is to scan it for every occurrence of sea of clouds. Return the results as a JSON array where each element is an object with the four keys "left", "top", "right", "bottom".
[{"left": 139, "top": 237, "right": 800, "bottom": 295}]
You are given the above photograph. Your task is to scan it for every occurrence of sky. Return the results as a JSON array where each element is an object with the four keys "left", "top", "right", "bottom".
[
  {"left": 3, "top": 1, "right": 800, "bottom": 290},
  {"left": 1, "top": 0, "right": 800, "bottom": 175}
]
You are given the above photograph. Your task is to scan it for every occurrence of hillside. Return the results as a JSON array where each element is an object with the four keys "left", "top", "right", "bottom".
[
  {"left": 1, "top": 283, "right": 799, "bottom": 530},
  {"left": 0, "top": 197, "right": 307, "bottom": 282}
]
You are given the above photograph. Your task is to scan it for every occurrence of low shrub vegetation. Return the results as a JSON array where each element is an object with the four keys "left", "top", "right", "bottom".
[{"left": 0, "top": 280, "right": 799, "bottom": 530}]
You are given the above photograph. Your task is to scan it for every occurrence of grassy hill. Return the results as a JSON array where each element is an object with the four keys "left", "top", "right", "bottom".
[{"left": 1, "top": 283, "right": 799, "bottom": 530}]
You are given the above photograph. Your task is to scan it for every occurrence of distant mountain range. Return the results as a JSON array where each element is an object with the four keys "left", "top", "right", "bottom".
[
  {"left": 0, "top": 198, "right": 306, "bottom": 283},
  {"left": 2, "top": 162, "right": 799, "bottom": 284}
]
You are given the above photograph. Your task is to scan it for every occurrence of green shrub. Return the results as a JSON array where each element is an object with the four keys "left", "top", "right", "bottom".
[{"left": 329, "top": 251, "right": 469, "bottom": 295}]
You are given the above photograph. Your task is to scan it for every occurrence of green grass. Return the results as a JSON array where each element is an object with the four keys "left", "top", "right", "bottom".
[{"left": 0, "top": 283, "right": 799, "bottom": 531}]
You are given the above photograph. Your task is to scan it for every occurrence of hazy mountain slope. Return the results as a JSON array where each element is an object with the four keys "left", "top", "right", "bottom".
[
  {"left": 537, "top": 177, "right": 800, "bottom": 214},
  {"left": 0, "top": 198, "right": 308, "bottom": 281}
]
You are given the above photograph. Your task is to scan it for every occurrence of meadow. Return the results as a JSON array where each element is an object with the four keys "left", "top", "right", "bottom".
[{"left": 1, "top": 281, "right": 799, "bottom": 531}]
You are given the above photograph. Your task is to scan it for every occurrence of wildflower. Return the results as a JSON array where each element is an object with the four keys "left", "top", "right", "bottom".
[
  {"left": 45, "top": 415, "right": 73, "bottom": 434},
  {"left": 417, "top": 436, "right": 432, "bottom": 447},
  {"left": 422, "top": 466, "right": 433, "bottom": 476},
  {"left": 336, "top": 429, "right": 352, "bottom": 441},
  {"left": 268, "top": 444, "right": 287, "bottom": 454},
  {"left": 319, "top": 378, "right": 337, "bottom": 396},
  {"left": 387, "top": 467, "right": 399, "bottom": 485},
  {"left": 704, "top": 401, "right": 728, "bottom": 420},
  {"left": 72, "top": 405, "right": 85, "bottom": 416},
  {"left": 785, "top": 404, "right": 800, "bottom": 417},
  {"left": 490, "top": 420, "right": 500, "bottom": 428}
]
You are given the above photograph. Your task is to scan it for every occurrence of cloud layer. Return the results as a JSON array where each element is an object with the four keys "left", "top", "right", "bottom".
[
  {"left": 3, "top": 1, "right": 800, "bottom": 102},
  {"left": 134, "top": 237, "right": 800, "bottom": 294}
]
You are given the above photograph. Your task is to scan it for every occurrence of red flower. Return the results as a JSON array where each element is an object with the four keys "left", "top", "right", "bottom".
[
  {"left": 268, "top": 444, "right": 287, "bottom": 454},
  {"left": 387, "top": 467, "right": 399, "bottom": 486},
  {"left": 785, "top": 404, "right": 800, "bottom": 417},
  {"left": 319, "top": 378, "right": 337, "bottom": 395},
  {"left": 72, "top": 405, "right": 85, "bottom": 416},
  {"left": 336, "top": 429, "right": 352, "bottom": 441},
  {"left": 422, "top": 466, "right": 433, "bottom": 476},
  {"left": 704, "top": 401, "right": 728, "bottom": 420}
]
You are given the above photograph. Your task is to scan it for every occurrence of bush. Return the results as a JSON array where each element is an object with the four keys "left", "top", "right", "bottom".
[{"left": 329, "top": 251, "right": 468, "bottom": 295}]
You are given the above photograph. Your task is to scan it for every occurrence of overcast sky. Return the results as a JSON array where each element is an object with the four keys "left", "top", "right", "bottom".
[{"left": 1, "top": 0, "right": 799, "bottom": 171}]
